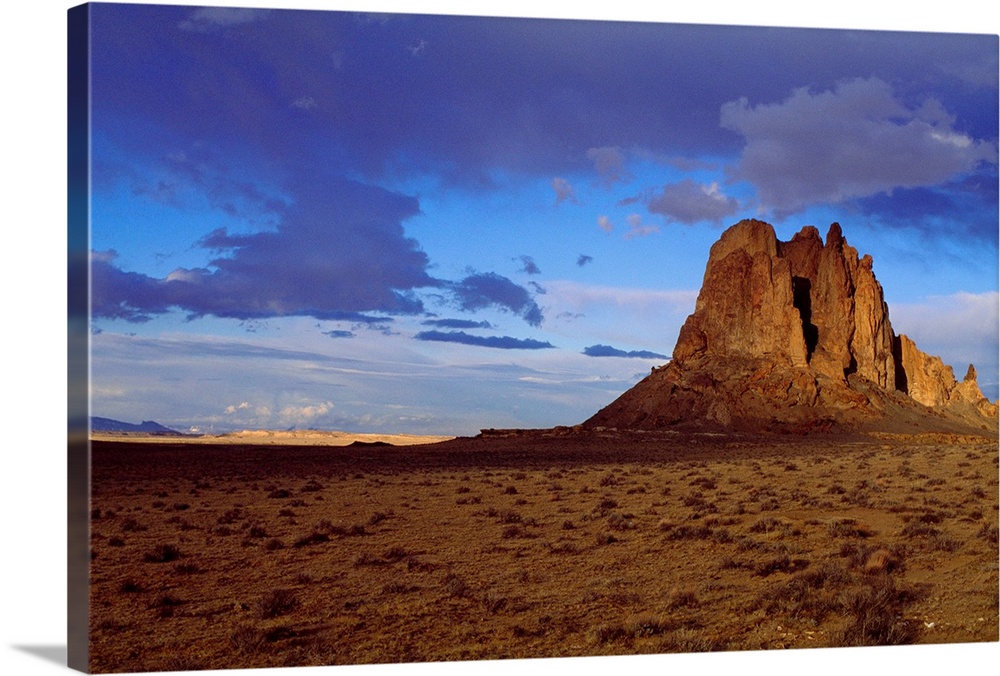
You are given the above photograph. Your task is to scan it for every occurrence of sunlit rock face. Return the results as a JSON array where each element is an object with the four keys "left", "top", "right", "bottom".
[{"left": 585, "top": 219, "right": 997, "bottom": 434}]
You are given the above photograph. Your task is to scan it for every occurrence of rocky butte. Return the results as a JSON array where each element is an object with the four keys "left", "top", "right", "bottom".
[{"left": 585, "top": 219, "right": 998, "bottom": 435}]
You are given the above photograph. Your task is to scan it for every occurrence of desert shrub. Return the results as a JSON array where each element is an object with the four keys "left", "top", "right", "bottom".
[
  {"left": 174, "top": 563, "right": 200, "bottom": 575},
  {"left": 561, "top": 520, "right": 575, "bottom": 530},
  {"left": 594, "top": 498, "right": 619, "bottom": 515},
  {"left": 143, "top": 544, "right": 181, "bottom": 563},
  {"left": 666, "top": 588, "right": 698, "bottom": 609},
  {"left": 247, "top": 524, "right": 268, "bottom": 539},
  {"left": 119, "top": 580, "right": 143, "bottom": 593},
  {"left": 547, "top": 540, "right": 579, "bottom": 555},
  {"left": 599, "top": 473, "right": 618, "bottom": 487},
  {"left": 663, "top": 524, "right": 713, "bottom": 541},
  {"left": 827, "top": 518, "right": 874, "bottom": 538},
  {"left": 120, "top": 517, "right": 146, "bottom": 532},
  {"left": 405, "top": 556, "right": 436, "bottom": 572},
  {"left": 264, "top": 538, "right": 285, "bottom": 551},
  {"left": 931, "top": 533, "right": 962, "bottom": 552},
  {"left": 301, "top": 480, "right": 324, "bottom": 492},
  {"left": 659, "top": 628, "right": 727, "bottom": 653},
  {"left": 900, "top": 521, "right": 940, "bottom": 539},
  {"left": 754, "top": 554, "right": 806, "bottom": 577},
  {"left": 353, "top": 552, "right": 382, "bottom": 567},
  {"left": 498, "top": 509, "right": 523, "bottom": 524},
  {"left": 592, "top": 623, "right": 630, "bottom": 644},
  {"left": 755, "top": 562, "right": 850, "bottom": 622},
  {"left": 481, "top": 591, "right": 508, "bottom": 613},
  {"left": 293, "top": 532, "right": 330, "bottom": 548},
  {"left": 443, "top": 573, "right": 469, "bottom": 598},
  {"left": 268, "top": 489, "right": 292, "bottom": 499},
  {"left": 383, "top": 546, "right": 411, "bottom": 562},
  {"left": 838, "top": 574, "right": 920, "bottom": 646},
  {"left": 230, "top": 624, "right": 266, "bottom": 654},
  {"left": 503, "top": 485, "right": 518, "bottom": 495},
  {"left": 976, "top": 522, "right": 999, "bottom": 544},
  {"left": 758, "top": 497, "right": 781, "bottom": 512},
  {"left": 108, "top": 536, "right": 125, "bottom": 547},
  {"left": 256, "top": 588, "right": 298, "bottom": 619},
  {"left": 151, "top": 593, "right": 184, "bottom": 618},
  {"left": 606, "top": 512, "right": 634, "bottom": 531},
  {"left": 711, "top": 528, "right": 733, "bottom": 544},
  {"left": 383, "top": 580, "right": 416, "bottom": 594},
  {"left": 593, "top": 616, "right": 673, "bottom": 644},
  {"left": 501, "top": 524, "right": 525, "bottom": 539},
  {"left": 595, "top": 532, "right": 619, "bottom": 546},
  {"left": 368, "top": 512, "right": 389, "bottom": 526},
  {"left": 217, "top": 508, "right": 244, "bottom": 525},
  {"left": 749, "top": 516, "right": 791, "bottom": 535}
]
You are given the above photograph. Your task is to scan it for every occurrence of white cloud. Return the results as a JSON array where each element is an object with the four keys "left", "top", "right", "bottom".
[
  {"left": 179, "top": 7, "right": 270, "bottom": 32},
  {"left": 586, "top": 146, "right": 631, "bottom": 187},
  {"left": 552, "top": 177, "right": 577, "bottom": 204},
  {"left": 545, "top": 280, "right": 698, "bottom": 314},
  {"left": 624, "top": 213, "right": 659, "bottom": 239},
  {"left": 647, "top": 179, "right": 741, "bottom": 225},
  {"left": 890, "top": 291, "right": 999, "bottom": 395},
  {"left": 721, "top": 77, "right": 997, "bottom": 215},
  {"left": 279, "top": 401, "right": 335, "bottom": 424},
  {"left": 224, "top": 401, "right": 251, "bottom": 414}
]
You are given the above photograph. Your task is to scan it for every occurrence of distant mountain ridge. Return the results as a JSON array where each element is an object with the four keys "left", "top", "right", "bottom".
[{"left": 91, "top": 417, "right": 182, "bottom": 435}]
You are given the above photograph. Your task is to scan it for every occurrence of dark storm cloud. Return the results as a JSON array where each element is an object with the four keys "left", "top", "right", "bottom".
[
  {"left": 414, "top": 330, "right": 555, "bottom": 350},
  {"left": 854, "top": 172, "right": 999, "bottom": 242},
  {"left": 582, "top": 344, "right": 668, "bottom": 359},
  {"left": 587, "top": 146, "right": 632, "bottom": 187},
  {"left": 92, "top": 5, "right": 997, "bottom": 185},
  {"left": 422, "top": 318, "right": 495, "bottom": 329},
  {"left": 450, "top": 273, "right": 545, "bottom": 327},
  {"left": 517, "top": 255, "right": 542, "bottom": 275},
  {"left": 721, "top": 77, "right": 997, "bottom": 216},
  {"left": 92, "top": 177, "right": 437, "bottom": 322},
  {"left": 646, "top": 179, "right": 741, "bottom": 225}
]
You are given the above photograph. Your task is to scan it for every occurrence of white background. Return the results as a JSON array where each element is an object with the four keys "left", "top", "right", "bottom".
[{"left": 2, "top": 1, "right": 998, "bottom": 675}]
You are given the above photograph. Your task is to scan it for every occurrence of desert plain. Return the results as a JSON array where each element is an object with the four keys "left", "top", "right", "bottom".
[{"left": 86, "top": 428, "right": 998, "bottom": 673}]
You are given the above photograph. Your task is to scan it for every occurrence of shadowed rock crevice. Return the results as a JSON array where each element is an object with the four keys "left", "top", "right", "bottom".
[
  {"left": 585, "top": 219, "right": 997, "bottom": 434},
  {"left": 792, "top": 276, "right": 818, "bottom": 359}
]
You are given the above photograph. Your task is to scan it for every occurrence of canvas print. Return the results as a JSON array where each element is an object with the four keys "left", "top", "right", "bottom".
[{"left": 68, "top": 2, "right": 999, "bottom": 673}]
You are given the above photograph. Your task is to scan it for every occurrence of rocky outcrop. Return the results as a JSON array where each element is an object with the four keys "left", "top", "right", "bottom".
[{"left": 586, "top": 219, "right": 997, "bottom": 434}]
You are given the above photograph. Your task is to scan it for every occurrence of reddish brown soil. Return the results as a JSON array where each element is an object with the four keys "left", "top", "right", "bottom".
[{"left": 87, "top": 431, "right": 998, "bottom": 672}]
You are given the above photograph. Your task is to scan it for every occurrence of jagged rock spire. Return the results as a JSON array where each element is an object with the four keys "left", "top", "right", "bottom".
[{"left": 585, "top": 219, "right": 997, "bottom": 433}]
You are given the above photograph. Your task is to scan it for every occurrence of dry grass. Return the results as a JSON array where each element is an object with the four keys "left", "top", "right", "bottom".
[{"left": 88, "top": 433, "right": 999, "bottom": 672}]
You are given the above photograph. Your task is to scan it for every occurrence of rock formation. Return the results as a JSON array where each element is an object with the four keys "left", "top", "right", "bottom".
[{"left": 585, "top": 219, "right": 997, "bottom": 434}]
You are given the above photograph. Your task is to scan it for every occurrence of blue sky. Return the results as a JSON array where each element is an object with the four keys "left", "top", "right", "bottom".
[{"left": 85, "top": 1, "right": 999, "bottom": 435}]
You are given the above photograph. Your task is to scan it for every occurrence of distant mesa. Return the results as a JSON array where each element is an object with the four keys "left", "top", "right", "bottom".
[
  {"left": 91, "top": 417, "right": 183, "bottom": 435},
  {"left": 585, "top": 219, "right": 998, "bottom": 435}
]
